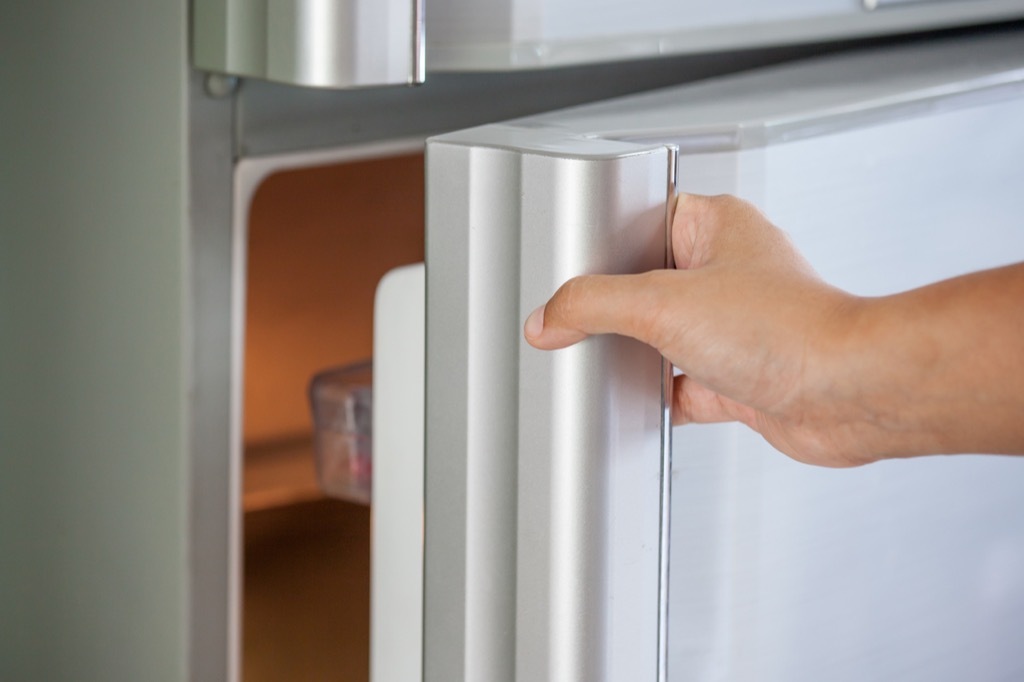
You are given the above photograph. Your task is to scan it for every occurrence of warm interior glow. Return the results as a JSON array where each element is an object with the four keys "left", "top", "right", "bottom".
[
  {"left": 242, "top": 152, "right": 425, "bottom": 682},
  {"left": 244, "top": 153, "right": 425, "bottom": 447}
]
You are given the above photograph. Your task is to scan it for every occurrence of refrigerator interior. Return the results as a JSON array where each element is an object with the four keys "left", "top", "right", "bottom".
[{"left": 239, "top": 150, "right": 424, "bottom": 682}]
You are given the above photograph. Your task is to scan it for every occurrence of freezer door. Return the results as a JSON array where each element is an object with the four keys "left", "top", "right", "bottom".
[
  {"left": 425, "top": 29, "right": 1024, "bottom": 682},
  {"left": 426, "top": 0, "right": 1024, "bottom": 70}
]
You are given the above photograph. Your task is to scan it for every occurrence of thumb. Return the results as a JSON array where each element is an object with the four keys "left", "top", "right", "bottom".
[{"left": 523, "top": 272, "right": 671, "bottom": 350}]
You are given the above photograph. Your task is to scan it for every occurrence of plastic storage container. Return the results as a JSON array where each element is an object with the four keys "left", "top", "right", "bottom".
[{"left": 308, "top": 361, "right": 373, "bottom": 504}]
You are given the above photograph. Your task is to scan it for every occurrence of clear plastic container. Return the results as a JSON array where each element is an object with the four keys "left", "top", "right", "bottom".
[{"left": 308, "top": 361, "right": 373, "bottom": 504}]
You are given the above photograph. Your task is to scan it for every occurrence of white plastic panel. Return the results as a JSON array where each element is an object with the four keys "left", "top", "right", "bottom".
[
  {"left": 371, "top": 263, "right": 425, "bottom": 682},
  {"left": 427, "top": 0, "right": 1024, "bottom": 69},
  {"left": 666, "top": 76, "right": 1024, "bottom": 682}
]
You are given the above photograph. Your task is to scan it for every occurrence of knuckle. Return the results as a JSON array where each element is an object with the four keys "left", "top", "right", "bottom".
[
  {"left": 550, "top": 275, "right": 588, "bottom": 324},
  {"left": 633, "top": 270, "right": 675, "bottom": 347},
  {"left": 706, "top": 193, "right": 735, "bottom": 207},
  {"left": 557, "top": 275, "right": 584, "bottom": 305},
  {"left": 702, "top": 193, "right": 739, "bottom": 216},
  {"left": 709, "top": 194, "right": 753, "bottom": 223}
]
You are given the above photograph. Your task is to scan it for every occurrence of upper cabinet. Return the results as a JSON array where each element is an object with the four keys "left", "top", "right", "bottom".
[{"left": 191, "top": 0, "right": 1024, "bottom": 88}]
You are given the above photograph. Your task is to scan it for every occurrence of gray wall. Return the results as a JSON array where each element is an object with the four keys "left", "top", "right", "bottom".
[{"left": 0, "top": 1, "right": 189, "bottom": 679}]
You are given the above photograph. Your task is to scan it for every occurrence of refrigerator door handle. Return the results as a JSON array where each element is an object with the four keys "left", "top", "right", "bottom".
[{"left": 426, "top": 131, "right": 677, "bottom": 681}]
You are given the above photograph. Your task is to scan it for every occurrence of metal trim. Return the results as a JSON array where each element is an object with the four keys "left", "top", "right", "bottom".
[{"left": 655, "top": 146, "right": 678, "bottom": 682}]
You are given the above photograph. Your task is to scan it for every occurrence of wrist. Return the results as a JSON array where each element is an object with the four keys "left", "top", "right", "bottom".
[{"left": 814, "top": 293, "right": 951, "bottom": 462}]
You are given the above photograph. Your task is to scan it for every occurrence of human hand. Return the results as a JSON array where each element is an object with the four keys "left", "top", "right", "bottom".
[{"left": 523, "top": 193, "right": 877, "bottom": 467}]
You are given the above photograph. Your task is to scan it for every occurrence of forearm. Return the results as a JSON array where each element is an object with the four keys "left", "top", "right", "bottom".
[{"left": 827, "top": 263, "right": 1024, "bottom": 460}]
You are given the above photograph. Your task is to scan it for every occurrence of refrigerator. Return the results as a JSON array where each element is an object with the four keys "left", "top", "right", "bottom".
[
  {"left": 7, "top": 3, "right": 1024, "bottom": 681},
  {"left": 371, "top": 28, "right": 1024, "bottom": 682}
]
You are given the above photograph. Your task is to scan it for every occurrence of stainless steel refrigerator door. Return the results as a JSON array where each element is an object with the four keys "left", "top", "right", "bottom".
[
  {"left": 426, "top": 132, "right": 675, "bottom": 681},
  {"left": 425, "top": 28, "right": 1024, "bottom": 682}
]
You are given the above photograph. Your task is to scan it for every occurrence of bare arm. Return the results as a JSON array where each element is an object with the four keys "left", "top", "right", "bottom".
[{"left": 523, "top": 193, "right": 1024, "bottom": 467}]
